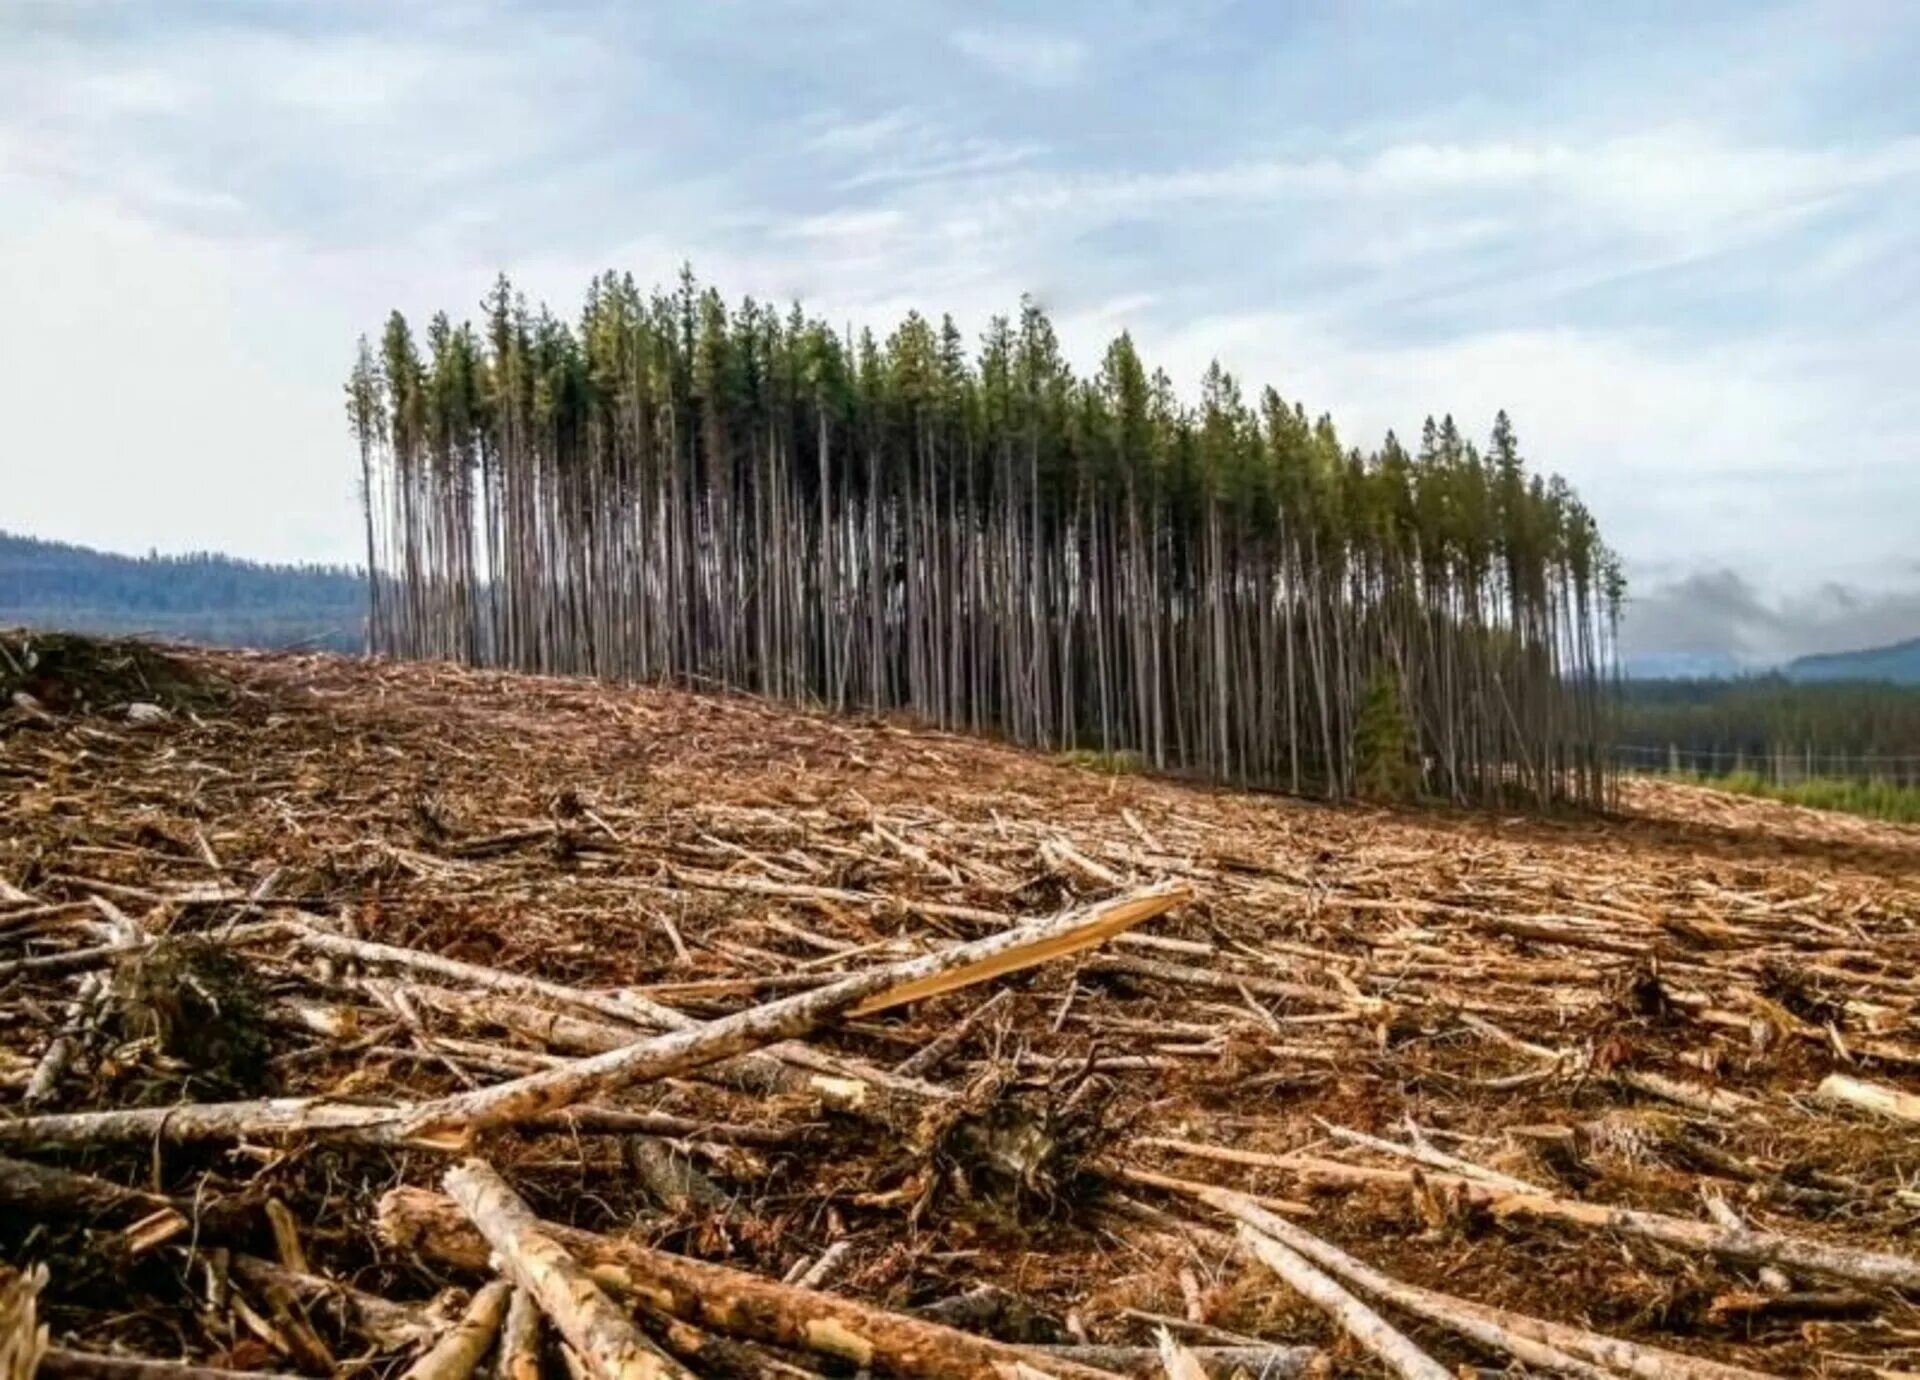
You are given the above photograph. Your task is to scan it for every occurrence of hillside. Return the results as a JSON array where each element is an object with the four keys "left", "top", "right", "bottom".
[
  {"left": 1788, "top": 635, "right": 1920, "bottom": 685},
  {"left": 4, "top": 636, "right": 1919, "bottom": 1377},
  {"left": 0, "top": 530, "right": 364, "bottom": 651}
]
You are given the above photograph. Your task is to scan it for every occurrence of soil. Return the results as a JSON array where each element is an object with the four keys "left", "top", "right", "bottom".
[{"left": 2, "top": 631, "right": 1917, "bottom": 1377}]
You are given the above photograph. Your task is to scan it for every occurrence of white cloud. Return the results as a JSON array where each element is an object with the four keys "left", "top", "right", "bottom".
[
  {"left": 946, "top": 127, "right": 1920, "bottom": 265},
  {"left": 950, "top": 25, "right": 1087, "bottom": 87},
  {"left": 780, "top": 207, "right": 908, "bottom": 241},
  {"left": 1121, "top": 309, "right": 1915, "bottom": 598},
  {"left": 804, "top": 110, "right": 917, "bottom": 155}
]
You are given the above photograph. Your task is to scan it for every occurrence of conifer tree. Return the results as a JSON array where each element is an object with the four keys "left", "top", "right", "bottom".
[{"left": 348, "top": 270, "right": 1622, "bottom": 809}]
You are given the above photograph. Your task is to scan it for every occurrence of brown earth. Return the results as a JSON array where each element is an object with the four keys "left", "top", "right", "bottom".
[{"left": 2, "top": 631, "right": 1917, "bottom": 1378}]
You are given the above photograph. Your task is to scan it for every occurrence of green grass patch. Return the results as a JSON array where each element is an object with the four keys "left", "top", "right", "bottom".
[{"left": 1677, "top": 769, "right": 1920, "bottom": 824}]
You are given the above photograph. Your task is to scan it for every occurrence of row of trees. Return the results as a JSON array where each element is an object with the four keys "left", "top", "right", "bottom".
[
  {"left": 0, "top": 532, "right": 365, "bottom": 652},
  {"left": 1620, "top": 678, "right": 1920, "bottom": 786},
  {"left": 348, "top": 270, "right": 1622, "bottom": 806}
]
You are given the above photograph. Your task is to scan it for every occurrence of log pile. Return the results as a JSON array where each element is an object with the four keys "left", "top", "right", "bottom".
[{"left": 3, "top": 632, "right": 1919, "bottom": 1378}]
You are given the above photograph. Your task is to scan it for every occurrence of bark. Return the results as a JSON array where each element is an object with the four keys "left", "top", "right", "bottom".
[
  {"left": 0, "top": 1098, "right": 407, "bottom": 1149},
  {"left": 1140, "top": 1136, "right": 1920, "bottom": 1294},
  {"left": 379, "top": 1185, "right": 1127, "bottom": 1380},
  {"left": 443, "top": 1158, "right": 694, "bottom": 1380},
  {"left": 1234, "top": 1228, "right": 1451, "bottom": 1380},
  {"left": 38, "top": 1355, "right": 302, "bottom": 1380},
  {"left": 399, "top": 884, "right": 1186, "bottom": 1145},
  {"left": 499, "top": 1287, "right": 544, "bottom": 1380},
  {"left": 399, "top": 1278, "right": 511, "bottom": 1380},
  {"left": 1816, "top": 1072, "right": 1920, "bottom": 1124},
  {"left": 1027, "top": 1347, "right": 1316, "bottom": 1380},
  {"left": 228, "top": 1255, "right": 434, "bottom": 1353}
]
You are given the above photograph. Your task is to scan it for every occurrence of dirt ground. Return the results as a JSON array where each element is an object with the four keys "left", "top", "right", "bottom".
[{"left": 3, "top": 633, "right": 1917, "bottom": 1378}]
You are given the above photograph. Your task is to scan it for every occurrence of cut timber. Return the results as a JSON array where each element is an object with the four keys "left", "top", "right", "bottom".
[
  {"left": 228, "top": 1256, "right": 435, "bottom": 1352},
  {"left": 500, "top": 1288, "right": 543, "bottom": 1380},
  {"left": 1029, "top": 1347, "right": 1316, "bottom": 1380},
  {"left": 641, "top": 1308, "right": 830, "bottom": 1380},
  {"left": 1171, "top": 1178, "right": 1773, "bottom": 1380},
  {"left": 1314, "top": 1120, "right": 1548, "bottom": 1195},
  {"left": 37, "top": 1355, "right": 303, "bottom": 1380},
  {"left": 1139, "top": 1137, "right": 1920, "bottom": 1292},
  {"left": 1152, "top": 1329, "right": 1206, "bottom": 1380},
  {"left": 378, "top": 1186, "right": 1126, "bottom": 1380},
  {"left": 399, "top": 884, "right": 1187, "bottom": 1145},
  {"left": 400, "top": 1278, "right": 511, "bottom": 1380},
  {"left": 1816, "top": 1073, "right": 1920, "bottom": 1125},
  {"left": 1083, "top": 954, "right": 1348, "bottom": 1009},
  {"left": 0, "top": 1097, "right": 406, "bottom": 1148},
  {"left": 2, "top": 1264, "right": 47, "bottom": 1380},
  {"left": 443, "top": 1158, "right": 696, "bottom": 1380},
  {"left": 1234, "top": 1227, "right": 1451, "bottom": 1380},
  {"left": 893, "top": 988, "right": 1013, "bottom": 1079}
]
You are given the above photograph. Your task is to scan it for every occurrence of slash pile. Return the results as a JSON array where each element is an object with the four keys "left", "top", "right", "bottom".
[{"left": 2, "top": 631, "right": 1917, "bottom": 1380}]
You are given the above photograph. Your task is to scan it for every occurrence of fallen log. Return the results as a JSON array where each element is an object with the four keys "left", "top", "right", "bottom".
[
  {"left": 1026, "top": 1346, "right": 1317, "bottom": 1380},
  {"left": 443, "top": 1158, "right": 694, "bottom": 1380},
  {"left": 395, "top": 978, "right": 943, "bottom": 1114},
  {"left": 1081, "top": 954, "right": 1349, "bottom": 1010},
  {"left": 37, "top": 1354, "right": 303, "bottom": 1380},
  {"left": 640, "top": 1307, "right": 829, "bottom": 1380},
  {"left": 499, "top": 1287, "right": 543, "bottom": 1380},
  {"left": 378, "top": 1186, "right": 1127, "bottom": 1380},
  {"left": 399, "top": 1277, "right": 512, "bottom": 1380},
  {"left": 1815, "top": 1072, "right": 1920, "bottom": 1125},
  {"left": 227, "top": 1255, "right": 435, "bottom": 1353},
  {"left": 893, "top": 988, "right": 1013, "bottom": 1080},
  {"left": 0, "top": 1098, "right": 407, "bottom": 1149},
  {"left": 1232, "top": 1227, "right": 1451, "bottom": 1380},
  {"left": 1163, "top": 1177, "right": 1773, "bottom": 1380},
  {"left": 399, "top": 884, "right": 1187, "bottom": 1145},
  {"left": 1138, "top": 1136, "right": 1920, "bottom": 1293}
]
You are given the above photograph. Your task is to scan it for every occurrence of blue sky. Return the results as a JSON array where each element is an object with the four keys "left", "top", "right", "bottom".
[{"left": 2, "top": 0, "right": 1917, "bottom": 662}]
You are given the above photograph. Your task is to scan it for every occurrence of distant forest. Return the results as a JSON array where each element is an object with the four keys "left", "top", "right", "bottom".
[
  {"left": 1620, "top": 676, "right": 1920, "bottom": 785},
  {"left": 0, "top": 532, "right": 365, "bottom": 652}
]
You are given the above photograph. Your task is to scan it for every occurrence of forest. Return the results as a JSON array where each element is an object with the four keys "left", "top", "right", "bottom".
[
  {"left": 348, "top": 270, "right": 1624, "bottom": 808},
  {"left": 1619, "top": 675, "right": 1920, "bottom": 788},
  {"left": 0, "top": 531, "right": 364, "bottom": 652}
]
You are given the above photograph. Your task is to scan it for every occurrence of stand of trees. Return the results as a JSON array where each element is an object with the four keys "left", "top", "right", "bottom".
[
  {"left": 1620, "top": 678, "right": 1920, "bottom": 787},
  {"left": 348, "top": 270, "right": 1622, "bottom": 807}
]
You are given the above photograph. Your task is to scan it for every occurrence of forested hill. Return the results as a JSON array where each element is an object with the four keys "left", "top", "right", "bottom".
[
  {"left": 0, "top": 532, "right": 365, "bottom": 652},
  {"left": 1787, "top": 636, "right": 1920, "bottom": 685}
]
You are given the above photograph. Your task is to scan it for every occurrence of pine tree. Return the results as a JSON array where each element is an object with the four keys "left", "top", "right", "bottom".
[{"left": 347, "top": 270, "right": 1622, "bottom": 810}]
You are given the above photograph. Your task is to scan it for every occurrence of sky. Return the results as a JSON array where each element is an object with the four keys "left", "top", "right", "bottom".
[{"left": 2, "top": 0, "right": 1916, "bottom": 666}]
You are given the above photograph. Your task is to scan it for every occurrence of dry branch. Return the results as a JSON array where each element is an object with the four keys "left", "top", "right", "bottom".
[
  {"left": 399, "top": 1277, "right": 512, "bottom": 1380},
  {"left": 1140, "top": 1136, "right": 1920, "bottom": 1293},
  {"left": 1815, "top": 1072, "right": 1920, "bottom": 1124},
  {"left": 399, "top": 884, "right": 1186, "bottom": 1145},
  {"left": 378, "top": 1186, "right": 1127, "bottom": 1380},
  {"left": 444, "top": 1159, "right": 693, "bottom": 1380},
  {"left": 1160, "top": 1176, "right": 1776, "bottom": 1380},
  {"left": 1233, "top": 1227, "right": 1450, "bottom": 1380}
]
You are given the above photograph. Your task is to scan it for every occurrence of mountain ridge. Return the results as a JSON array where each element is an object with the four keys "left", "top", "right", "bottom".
[{"left": 0, "top": 530, "right": 364, "bottom": 652}]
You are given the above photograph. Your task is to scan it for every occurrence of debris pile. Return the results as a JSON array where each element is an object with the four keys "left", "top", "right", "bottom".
[{"left": 3, "top": 632, "right": 1918, "bottom": 1379}]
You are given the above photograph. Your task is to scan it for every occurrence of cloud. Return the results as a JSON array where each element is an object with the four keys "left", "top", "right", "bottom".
[
  {"left": 1623, "top": 569, "right": 1920, "bottom": 666},
  {"left": 0, "top": 0, "right": 1915, "bottom": 633},
  {"left": 950, "top": 25, "right": 1087, "bottom": 86}
]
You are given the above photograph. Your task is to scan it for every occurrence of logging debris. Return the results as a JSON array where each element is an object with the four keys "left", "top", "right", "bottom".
[{"left": 4, "top": 633, "right": 1920, "bottom": 1378}]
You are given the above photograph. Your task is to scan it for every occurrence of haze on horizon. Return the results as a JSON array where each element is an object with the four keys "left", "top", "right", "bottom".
[{"left": 2, "top": 0, "right": 1916, "bottom": 667}]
